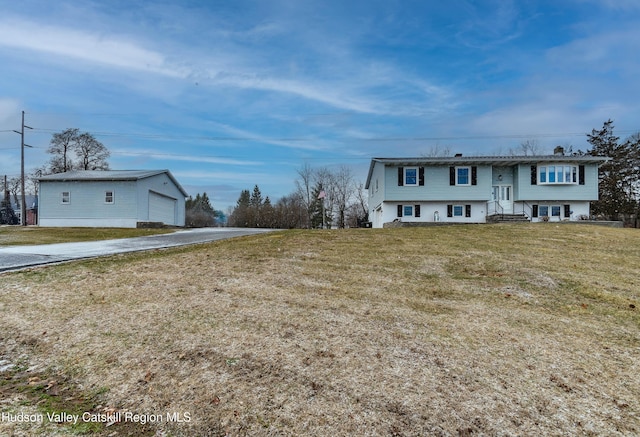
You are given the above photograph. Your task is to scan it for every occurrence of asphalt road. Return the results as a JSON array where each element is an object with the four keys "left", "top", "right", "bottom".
[{"left": 0, "top": 228, "right": 277, "bottom": 273}]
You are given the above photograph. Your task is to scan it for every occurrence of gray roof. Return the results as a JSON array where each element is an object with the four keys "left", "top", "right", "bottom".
[
  {"left": 365, "top": 155, "right": 610, "bottom": 188},
  {"left": 38, "top": 170, "right": 188, "bottom": 197}
]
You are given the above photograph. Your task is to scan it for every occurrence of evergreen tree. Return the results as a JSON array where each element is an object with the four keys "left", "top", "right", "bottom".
[
  {"left": 587, "top": 120, "right": 640, "bottom": 220},
  {"left": 229, "top": 189, "right": 251, "bottom": 227},
  {"left": 185, "top": 192, "right": 219, "bottom": 227},
  {"left": 261, "top": 196, "right": 276, "bottom": 228},
  {"left": 310, "top": 182, "right": 332, "bottom": 228},
  {"left": 248, "top": 185, "right": 263, "bottom": 227}
]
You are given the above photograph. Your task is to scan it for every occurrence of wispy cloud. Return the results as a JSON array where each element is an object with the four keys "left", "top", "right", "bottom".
[
  {"left": 111, "top": 149, "right": 263, "bottom": 166},
  {"left": 0, "top": 17, "right": 187, "bottom": 78}
]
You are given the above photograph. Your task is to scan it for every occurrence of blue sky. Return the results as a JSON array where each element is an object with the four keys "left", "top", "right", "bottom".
[{"left": 1, "top": 0, "right": 640, "bottom": 210}]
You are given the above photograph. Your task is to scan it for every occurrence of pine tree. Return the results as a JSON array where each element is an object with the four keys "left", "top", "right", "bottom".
[
  {"left": 587, "top": 119, "right": 640, "bottom": 220},
  {"left": 310, "top": 182, "right": 332, "bottom": 228},
  {"left": 229, "top": 190, "right": 251, "bottom": 227},
  {"left": 185, "top": 192, "right": 218, "bottom": 227},
  {"left": 248, "top": 185, "right": 263, "bottom": 227}
]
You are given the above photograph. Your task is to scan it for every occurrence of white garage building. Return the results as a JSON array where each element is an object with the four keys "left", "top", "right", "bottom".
[{"left": 38, "top": 170, "right": 187, "bottom": 228}]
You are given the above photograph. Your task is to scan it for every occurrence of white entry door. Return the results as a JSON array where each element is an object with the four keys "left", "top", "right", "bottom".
[{"left": 492, "top": 185, "right": 513, "bottom": 213}]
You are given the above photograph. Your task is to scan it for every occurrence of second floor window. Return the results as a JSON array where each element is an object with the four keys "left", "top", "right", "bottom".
[
  {"left": 405, "top": 168, "right": 418, "bottom": 185},
  {"left": 456, "top": 167, "right": 470, "bottom": 185},
  {"left": 539, "top": 165, "right": 577, "bottom": 184}
]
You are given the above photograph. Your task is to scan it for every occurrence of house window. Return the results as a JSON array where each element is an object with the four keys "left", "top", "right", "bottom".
[
  {"left": 534, "top": 205, "right": 568, "bottom": 219},
  {"left": 447, "top": 204, "right": 472, "bottom": 218},
  {"left": 405, "top": 168, "right": 418, "bottom": 186},
  {"left": 538, "top": 165, "right": 578, "bottom": 185},
  {"left": 61, "top": 191, "right": 70, "bottom": 204},
  {"left": 456, "top": 167, "right": 470, "bottom": 185},
  {"left": 539, "top": 205, "right": 549, "bottom": 217},
  {"left": 397, "top": 167, "right": 424, "bottom": 186},
  {"left": 397, "top": 204, "right": 421, "bottom": 218},
  {"left": 105, "top": 191, "right": 114, "bottom": 204},
  {"left": 450, "top": 166, "right": 477, "bottom": 186}
]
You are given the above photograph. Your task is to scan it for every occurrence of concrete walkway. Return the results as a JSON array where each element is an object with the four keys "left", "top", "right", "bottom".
[{"left": 0, "top": 228, "right": 276, "bottom": 273}]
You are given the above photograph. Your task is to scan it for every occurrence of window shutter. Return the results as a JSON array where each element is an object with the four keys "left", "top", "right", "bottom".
[
  {"left": 397, "top": 205, "right": 403, "bottom": 217},
  {"left": 564, "top": 204, "right": 571, "bottom": 218},
  {"left": 415, "top": 205, "right": 421, "bottom": 218},
  {"left": 447, "top": 205, "right": 453, "bottom": 217},
  {"left": 398, "top": 167, "right": 404, "bottom": 186},
  {"left": 465, "top": 204, "right": 471, "bottom": 217},
  {"left": 471, "top": 166, "right": 477, "bottom": 185},
  {"left": 419, "top": 167, "right": 425, "bottom": 186},
  {"left": 579, "top": 165, "right": 585, "bottom": 185},
  {"left": 531, "top": 165, "right": 537, "bottom": 185},
  {"left": 532, "top": 205, "right": 538, "bottom": 218},
  {"left": 449, "top": 167, "right": 455, "bottom": 186}
]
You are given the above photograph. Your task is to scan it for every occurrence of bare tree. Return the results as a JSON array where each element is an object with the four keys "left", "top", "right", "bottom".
[
  {"left": 7, "top": 177, "right": 20, "bottom": 207},
  {"left": 349, "top": 182, "right": 369, "bottom": 227},
  {"left": 510, "top": 138, "right": 544, "bottom": 156},
  {"left": 75, "top": 132, "right": 110, "bottom": 170},
  {"left": 422, "top": 144, "right": 452, "bottom": 157},
  {"left": 275, "top": 192, "right": 305, "bottom": 229},
  {"left": 333, "top": 165, "right": 354, "bottom": 228},
  {"left": 27, "top": 167, "right": 45, "bottom": 196},
  {"left": 48, "top": 128, "right": 79, "bottom": 173},
  {"left": 314, "top": 167, "right": 336, "bottom": 228},
  {"left": 295, "top": 162, "right": 315, "bottom": 228},
  {"left": 46, "top": 128, "right": 110, "bottom": 173}
]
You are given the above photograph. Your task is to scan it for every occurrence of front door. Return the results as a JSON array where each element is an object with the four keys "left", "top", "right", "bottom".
[{"left": 492, "top": 185, "right": 513, "bottom": 213}]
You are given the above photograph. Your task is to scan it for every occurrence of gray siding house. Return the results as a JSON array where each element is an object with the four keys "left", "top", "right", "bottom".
[
  {"left": 38, "top": 170, "right": 187, "bottom": 228},
  {"left": 365, "top": 151, "right": 608, "bottom": 228}
]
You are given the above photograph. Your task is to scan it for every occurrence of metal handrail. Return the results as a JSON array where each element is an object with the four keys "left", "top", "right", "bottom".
[{"left": 487, "top": 200, "right": 504, "bottom": 218}]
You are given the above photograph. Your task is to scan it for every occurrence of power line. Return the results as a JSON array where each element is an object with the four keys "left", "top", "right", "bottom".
[{"left": 27, "top": 125, "right": 640, "bottom": 143}]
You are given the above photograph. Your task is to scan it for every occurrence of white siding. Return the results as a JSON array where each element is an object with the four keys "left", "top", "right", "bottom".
[
  {"left": 38, "top": 180, "right": 138, "bottom": 227},
  {"left": 376, "top": 201, "right": 487, "bottom": 227},
  {"left": 384, "top": 165, "right": 491, "bottom": 201},
  {"left": 136, "top": 173, "right": 186, "bottom": 226},
  {"left": 38, "top": 171, "right": 186, "bottom": 228},
  {"left": 148, "top": 191, "right": 177, "bottom": 225}
]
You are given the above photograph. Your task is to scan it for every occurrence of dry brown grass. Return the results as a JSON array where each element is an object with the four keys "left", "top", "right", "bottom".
[
  {"left": 0, "top": 227, "right": 173, "bottom": 246},
  {"left": 1, "top": 224, "right": 639, "bottom": 436}
]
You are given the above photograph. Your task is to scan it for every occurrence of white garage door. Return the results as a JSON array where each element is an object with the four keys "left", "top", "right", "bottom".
[{"left": 149, "top": 191, "right": 176, "bottom": 225}]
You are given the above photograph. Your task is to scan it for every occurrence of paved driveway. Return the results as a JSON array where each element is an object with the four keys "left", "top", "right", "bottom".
[{"left": 0, "top": 228, "right": 276, "bottom": 273}]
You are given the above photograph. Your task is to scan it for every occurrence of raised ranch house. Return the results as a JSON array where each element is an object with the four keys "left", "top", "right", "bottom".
[
  {"left": 365, "top": 149, "right": 609, "bottom": 228},
  {"left": 38, "top": 170, "right": 187, "bottom": 228}
]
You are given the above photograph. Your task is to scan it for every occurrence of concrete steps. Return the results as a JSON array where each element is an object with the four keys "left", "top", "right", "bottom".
[{"left": 487, "top": 213, "right": 530, "bottom": 223}]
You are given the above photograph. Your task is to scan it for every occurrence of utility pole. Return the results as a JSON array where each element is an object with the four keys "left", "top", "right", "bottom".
[{"left": 13, "top": 111, "right": 33, "bottom": 226}]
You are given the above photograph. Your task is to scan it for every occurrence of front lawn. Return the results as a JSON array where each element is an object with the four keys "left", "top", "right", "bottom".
[
  {"left": 0, "top": 224, "right": 638, "bottom": 435},
  {"left": 0, "top": 226, "right": 174, "bottom": 246}
]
